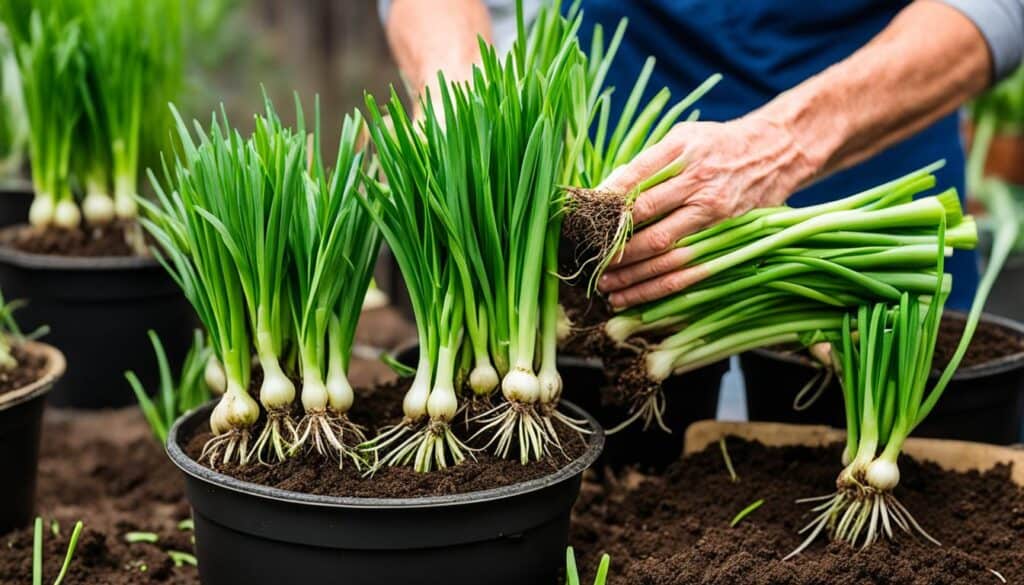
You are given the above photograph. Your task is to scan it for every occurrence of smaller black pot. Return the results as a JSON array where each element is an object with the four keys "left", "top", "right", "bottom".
[
  {"left": 558, "top": 354, "right": 728, "bottom": 471},
  {"left": 0, "top": 185, "right": 32, "bottom": 229},
  {"left": 741, "top": 312, "right": 1024, "bottom": 444},
  {"left": 0, "top": 226, "right": 196, "bottom": 408},
  {"left": 168, "top": 400, "right": 603, "bottom": 585},
  {"left": 0, "top": 341, "right": 66, "bottom": 535}
]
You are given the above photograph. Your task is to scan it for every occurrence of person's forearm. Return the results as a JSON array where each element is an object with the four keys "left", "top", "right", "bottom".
[
  {"left": 385, "top": 0, "right": 493, "bottom": 99},
  {"left": 755, "top": 1, "right": 992, "bottom": 188}
]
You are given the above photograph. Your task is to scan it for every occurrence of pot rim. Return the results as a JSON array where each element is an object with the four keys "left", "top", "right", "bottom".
[
  {"left": 748, "top": 310, "right": 1024, "bottom": 379},
  {"left": 0, "top": 339, "right": 66, "bottom": 411},
  {"left": 0, "top": 225, "right": 158, "bottom": 271},
  {"left": 166, "top": 397, "right": 604, "bottom": 510}
]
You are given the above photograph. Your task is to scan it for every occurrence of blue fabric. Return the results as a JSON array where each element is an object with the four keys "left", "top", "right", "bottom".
[{"left": 574, "top": 0, "right": 979, "bottom": 309}]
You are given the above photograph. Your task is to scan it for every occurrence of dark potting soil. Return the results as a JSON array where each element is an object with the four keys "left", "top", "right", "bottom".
[
  {"left": 3, "top": 222, "right": 145, "bottom": 257},
  {"left": 183, "top": 378, "right": 589, "bottom": 499},
  {"left": 934, "top": 315, "right": 1024, "bottom": 370},
  {"left": 571, "top": 439, "right": 1024, "bottom": 585},
  {"left": 0, "top": 345, "right": 46, "bottom": 397},
  {"left": 0, "top": 409, "right": 197, "bottom": 585}
]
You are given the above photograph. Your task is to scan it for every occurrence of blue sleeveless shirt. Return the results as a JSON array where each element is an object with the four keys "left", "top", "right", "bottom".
[{"left": 573, "top": 0, "right": 979, "bottom": 309}]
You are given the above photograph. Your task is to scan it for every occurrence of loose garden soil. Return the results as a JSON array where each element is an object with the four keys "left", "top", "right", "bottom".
[
  {"left": 2, "top": 222, "right": 145, "bottom": 257},
  {"left": 3, "top": 307, "right": 1023, "bottom": 584},
  {"left": 571, "top": 438, "right": 1024, "bottom": 585},
  {"left": 0, "top": 346, "right": 46, "bottom": 397}
]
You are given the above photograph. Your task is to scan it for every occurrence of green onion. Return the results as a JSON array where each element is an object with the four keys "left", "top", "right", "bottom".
[
  {"left": 597, "top": 165, "right": 977, "bottom": 431},
  {"left": 289, "top": 105, "right": 379, "bottom": 467},
  {"left": 566, "top": 547, "right": 611, "bottom": 585},
  {"left": 364, "top": 0, "right": 604, "bottom": 468},
  {"left": 2, "top": 0, "right": 183, "bottom": 232},
  {"left": 125, "top": 329, "right": 213, "bottom": 444},
  {"left": 143, "top": 94, "right": 381, "bottom": 469},
  {"left": 730, "top": 499, "right": 764, "bottom": 527},
  {"left": 142, "top": 105, "right": 260, "bottom": 466},
  {"left": 2, "top": 5, "right": 84, "bottom": 228},
  {"left": 786, "top": 180, "right": 1018, "bottom": 556}
]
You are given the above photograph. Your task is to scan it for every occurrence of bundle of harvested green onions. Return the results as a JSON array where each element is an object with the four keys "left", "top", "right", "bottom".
[
  {"left": 1, "top": 0, "right": 182, "bottom": 233},
  {"left": 787, "top": 169, "right": 1019, "bottom": 555},
  {"left": 142, "top": 97, "right": 381, "bottom": 468},
  {"left": 598, "top": 164, "right": 978, "bottom": 431}
]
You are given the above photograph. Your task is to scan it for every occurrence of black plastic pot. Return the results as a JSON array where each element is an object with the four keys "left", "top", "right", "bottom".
[
  {"left": 394, "top": 344, "right": 726, "bottom": 471},
  {"left": 0, "top": 185, "right": 32, "bottom": 229},
  {"left": 0, "top": 226, "right": 196, "bottom": 408},
  {"left": 0, "top": 341, "right": 65, "bottom": 535},
  {"left": 558, "top": 354, "right": 728, "bottom": 471},
  {"left": 741, "top": 311, "right": 1024, "bottom": 444},
  {"left": 167, "top": 399, "right": 603, "bottom": 585}
]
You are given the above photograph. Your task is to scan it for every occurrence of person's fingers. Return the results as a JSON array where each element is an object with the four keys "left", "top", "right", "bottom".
[
  {"left": 598, "top": 247, "right": 695, "bottom": 293},
  {"left": 630, "top": 171, "right": 702, "bottom": 225},
  {"left": 611, "top": 204, "right": 711, "bottom": 266},
  {"left": 599, "top": 136, "right": 683, "bottom": 193},
  {"left": 607, "top": 265, "right": 711, "bottom": 309}
]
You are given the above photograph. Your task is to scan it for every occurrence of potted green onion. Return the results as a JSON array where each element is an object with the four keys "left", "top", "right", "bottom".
[{"left": 0, "top": 0, "right": 193, "bottom": 408}]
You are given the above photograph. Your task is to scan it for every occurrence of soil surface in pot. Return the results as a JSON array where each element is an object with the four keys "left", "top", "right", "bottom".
[
  {"left": 769, "top": 314, "right": 1024, "bottom": 370},
  {"left": 0, "top": 345, "right": 46, "bottom": 396},
  {"left": 183, "top": 376, "right": 588, "bottom": 499},
  {"left": 2, "top": 222, "right": 145, "bottom": 257},
  {"left": 571, "top": 439, "right": 1024, "bottom": 584},
  {"left": 934, "top": 316, "right": 1024, "bottom": 369}
]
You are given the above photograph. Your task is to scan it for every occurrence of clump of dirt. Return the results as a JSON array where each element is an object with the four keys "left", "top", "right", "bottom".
[
  {"left": 183, "top": 378, "right": 590, "bottom": 499},
  {"left": 571, "top": 438, "right": 1024, "bottom": 584},
  {"left": 2, "top": 222, "right": 147, "bottom": 257},
  {"left": 561, "top": 186, "right": 632, "bottom": 287},
  {"left": 0, "top": 345, "right": 46, "bottom": 397}
]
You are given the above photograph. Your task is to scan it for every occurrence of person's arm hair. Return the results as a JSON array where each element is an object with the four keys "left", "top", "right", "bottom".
[
  {"left": 757, "top": 1, "right": 996, "bottom": 185},
  {"left": 382, "top": 0, "right": 493, "bottom": 103}
]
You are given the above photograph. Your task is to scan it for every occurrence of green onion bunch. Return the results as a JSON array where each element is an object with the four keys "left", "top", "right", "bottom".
[
  {"left": 142, "top": 97, "right": 381, "bottom": 467},
  {"left": 787, "top": 183, "right": 1018, "bottom": 555},
  {"left": 599, "top": 165, "right": 978, "bottom": 431},
  {"left": 363, "top": 0, "right": 612, "bottom": 469},
  {"left": 0, "top": 0, "right": 183, "bottom": 232}
]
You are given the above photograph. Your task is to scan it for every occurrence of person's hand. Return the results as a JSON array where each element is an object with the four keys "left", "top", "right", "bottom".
[{"left": 597, "top": 116, "right": 818, "bottom": 309}]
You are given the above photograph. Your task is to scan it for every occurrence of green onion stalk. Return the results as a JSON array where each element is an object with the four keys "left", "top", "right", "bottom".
[
  {"left": 290, "top": 107, "right": 380, "bottom": 468},
  {"left": 142, "top": 106, "right": 261, "bottom": 466},
  {"left": 600, "top": 165, "right": 978, "bottom": 431},
  {"left": 362, "top": 86, "right": 475, "bottom": 471},
  {"left": 787, "top": 181, "right": 1017, "bottom": 556},
  {"left": 206, "top": 99, "right": 303, "bottom": 464},
  {"left": 2, "top": 6, "right": 84, "bottom": 228}
]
